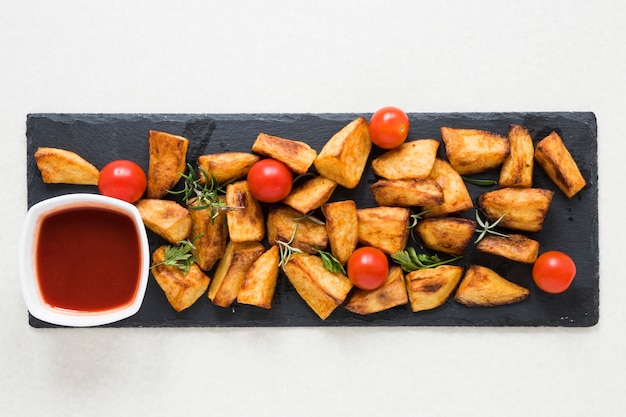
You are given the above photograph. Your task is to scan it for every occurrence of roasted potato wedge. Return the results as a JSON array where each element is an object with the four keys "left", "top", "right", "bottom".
[
  {"left": 188, "top": 198, "right": 228, "bottom": 271},
  {"left": 314, "top": 116, "right": 371, "bottom": 189},
  {"left": 252, "top": 133, "right": 317, "bottom": 174},
  {"left": 476, "top": 233, "right": 539, "bottom": 264},
  {"left": 357, "top": 206, "right": 410, "bottom": 255},
  {"left": 499, "top": 124, "right": 534, "bottom": 188},
  {"left": 136, "top": 199, "right": 192, "bottom": 244},
  {"left": 371, "top": 178, "right": 444, "bottom": 208},
  {"left": 197, "top": 152, "right": 260, "bottom": 185},
  {"left": 225, "top": 180, "right": 265, "bottom": 242},
  {"left": 282, "top": 176, "right": 337, "bottom": 214},
  {"left": 267, "top": 205, "right": 328, "bottom": 254},
  {"left": 151, "top": 245, "right": 211, "bottom": 312},
  {"left": 208, "top": 241, "right": 266, "bottom": 308},
  {"left": 416, "top": 217, "right": 476, "bottom": 256},
  {"left": 283, "top": 253, "right": 353, "bottom": 320},
  {"left": 454, "top": 264, "right": 529, "bottom": 307},
  {"left": 441, "top": 127, "right": 510, "bottom": 175},
  {"left": 371, "top": 139, "right": 439, "bottom": 180},
  {"left": 535, "top": 131, "right": 587, "bottom": 198},
  {"left": 237, "top": 245, "right": 280, "bottom": 309},
  {"left": 478, "top": 187, "right": 554, "bottom": 232},
  {"left": 34, "top": 147, "right": 100, "bottom": 185},
  {"left": 405, "top": 265, "right": 464, "bottom": 313},
  {"left": 322, "top": 200, "right": 359, "bottom": 265},
  {"left": 147, "top": 130, "right": 189, "bottom": 198},
  {"left": 344, "top": 265, "right": 408, "bottom": 314},
  {"left": 423, "top": 158, "right": 474, "bottom": 217}
]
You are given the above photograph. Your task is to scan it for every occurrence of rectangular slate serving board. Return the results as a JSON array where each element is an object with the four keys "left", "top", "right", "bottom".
[{"left": 25, "top": 112, "right": 599, "bottom": 327}]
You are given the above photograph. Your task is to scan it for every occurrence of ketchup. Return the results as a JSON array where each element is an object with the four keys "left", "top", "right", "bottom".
[{"left": 36, "top": 206, "right": 141, "bottom": 312}]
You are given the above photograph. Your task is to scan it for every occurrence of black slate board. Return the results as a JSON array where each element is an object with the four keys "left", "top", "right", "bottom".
[{"left": 25, "top": 112, "right": 599, "bottom": 327}]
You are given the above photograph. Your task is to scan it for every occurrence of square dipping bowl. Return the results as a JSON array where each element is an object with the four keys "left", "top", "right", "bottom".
[{"left": 19, "top": 193, "right": 150, "bottom": 327}]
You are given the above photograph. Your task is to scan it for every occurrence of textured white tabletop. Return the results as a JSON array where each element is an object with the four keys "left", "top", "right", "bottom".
[{"left": 2, "top": 1, "right": 623, "bottom": 416}]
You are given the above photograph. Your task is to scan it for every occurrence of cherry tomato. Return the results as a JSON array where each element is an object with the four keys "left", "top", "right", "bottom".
[
  {"left": 532, "top": 251, "right": 577, "bottom": 294},
  {"left": 98, "top": 160, "right": 147, "bottom": 203},
  {"left": 246, "top": 159, "right": 293, "bottom": 203},
  {"left": 347, "top": 246, "right": 389, "bottom": 290},
  {"left": 368, "top": 106, "right": 410, "bottom": 149}
]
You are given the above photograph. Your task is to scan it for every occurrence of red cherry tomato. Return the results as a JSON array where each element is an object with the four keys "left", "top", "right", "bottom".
[
  {"left": 532, "top": 251, "right": 577, "bottom": 294},
  {"left": 246, "top": 159, "right": 293, "bottom": 203},
  {"left": 347, "top": 246, "right": 389, "bottom": 290},
  {"left": 368, "top": 106, "right": 410, "bottom": 149},
  {"left": 98, "top": 160, "right": 147, "bottom": 203}
]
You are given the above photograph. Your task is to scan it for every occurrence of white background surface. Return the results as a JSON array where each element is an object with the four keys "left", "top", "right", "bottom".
[{"left": 2, "top": 1, "right": 624, "bottom": 416}]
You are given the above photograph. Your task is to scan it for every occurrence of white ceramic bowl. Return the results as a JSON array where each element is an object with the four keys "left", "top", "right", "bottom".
[{"left": 19, "top": 193, "right": 149, "bottom": 327}]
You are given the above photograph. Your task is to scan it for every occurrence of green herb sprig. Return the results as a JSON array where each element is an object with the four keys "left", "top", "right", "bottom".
[
  {"left": 462, "top": 176, "right": 498, "bottom": 186},
  {"left": 474, "top": 210, "right": 509, "bottom": 244},
  {"left": 277, "top": 226, "right": 304, "bottom": 271},
  {"left": 151, "top": 236, "right": 201, "bottom": 275},
  {"left": 391, "top": 247, "right": 462, "bottom": 273},
  {"left": 314, "top": 248, "right": 346, "bottom": 274}
]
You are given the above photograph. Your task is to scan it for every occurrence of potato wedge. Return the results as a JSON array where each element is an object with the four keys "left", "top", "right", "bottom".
[
  {"left": 225, "top": 180, "right": 265, "bottom": 242},
  {"left": 188, "top": 198, "right": 228, "bottom": 271},
  {"left": 314, "top": 116, "right": 371, "bottom": 189},
  {"left": 534, "top": 131, "right": 586, "bottom": 198},
  {"left": 283, "top": 253, "right": 353, "bottom": 320},
  {"left": 499, "top": 124, "right": 534, "bottom": 188},
  {"left": 322, "top": 200, "right": 359, "bottom": 265},
  {"left": 343, "top": 265, "right": 408, "bottom": 314},
  {"left": 405, "top": 265, "right": 464, "bottom": 313},
  {"left": 34, "top": 147, "right": 99, "bottom": 185},
  {"left": 208, "top": 241, "right": 266, "bottom": 308},
  {"left": 370, "top": 178, "right": 443, "bottom": 208},
  {"left": 197, "top": 152, "right": 260, "bottom": 185},
  {"left": 423, "top": 158, "right": 474, "bottom": 217},
  {"left": 267, "top": 205, "right": 328, "bottom": 254},
  {"left": 136, "top": 199, "right": 192, "bottom": 244},
  {"left": 237, "top": 245, "right": 280, "bottom": 309},
  {"left": 478, "top": 187, "right": 554, "bottom": 232},
  {"left": 441, "top": 127, "right": 510, "bottom": 175},
  {"left": 476, "top": 233, "right": 539, "bottom": 264},
  {"left": 151, "top": 245, "right": 211, "bottom": 312},
  {"left": 147, "top": 130, "right": 188, "bottom": 198},
  {"left": 357, "top": 206, "right": 410, "bottom": 255},
  {"left": 371, "top": 139, "right": 439, "bottom": 180},
  {"left": 282, "top": 176, "right": 338, "bottom": 214},
  {"left": 252, "top": 133, "right": 317, "bottom": 174},
  {"left": 454, "top": 264, "right": 529, "bottom": 307},
  {"left": 416, "top": 217, "right": 476, "bottom": 256}
]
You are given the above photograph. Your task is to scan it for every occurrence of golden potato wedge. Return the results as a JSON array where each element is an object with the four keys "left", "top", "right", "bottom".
[
  {"left": 423, "top": 158, "right": 474, "bottom": 217},
  {"left": 370, "top": 178, "right": 444, "bottom": 207},
  {"left": 454, "top": 264, "right": 529, "bottom": 307},
  {"left": 135, "top": 199, "right": 192, "bottom": 244},
  {"left": 322, "top": 200, "right": 359, "bottom": 265},
  {"left": 208, "top": 241, "right": 266, "bottom": 308},
  {"left": 476, "top": 233, "right": 539, "bottom": 264},
  {"left": 357, "top": 206, "right": 410, "bottom": 255},
  {"left": 283, "top": 253, "right": 353, "bottom": 320},
  {"left": 535, "top": 131, "right": 587, "bottom": 198},
  {"left": 252, "top": 133, "right": 317, "bottom": 174},
  {"left": 151, "top": 245, "right": 211, "bottom": 312},
  {"left": 225, "top": 180, "right": 265, "bottom": 242},
  {"left": 282, "top": 176, "right": 338, "bottom": 214},
  {"left": 441, "top": 127, "right": 510, "bottom": 175},
  {"left": 188, "top": 198, "right": 228, "bottom": 271},
  {"left": 343, "top": 265, "right": 408, "bottom": 314},
  {"left": 34, "top": 147, "right": 100, "bottom": 185},
  {"left": 147, "top": 130, "right": 189, "bottom": 198},
  {"left": 405, "top": 265, "right": 464, "bottom": 313},
  {"left": 267, "top": 205, "right": 328, "bottom": 254},
  {"left": 416, "top": 217, "right": 476, "bottom": 256},
  {"left": 371, "top": 139, "right": 439, "bottom": 180},
  {"left": 197, "top": 152, "right": 260, "bottom": 185},
  {"left": 237, "top": 245, "right": 280, "bottom": 309},
  {"left": 313, "top": 116, "right": 371, "bottom": 189},
  {"left": 478, "top": 187, "right": 554, "bottom": 232},
  {"left": 499, "top": 124, "right": 534, "bottom": 188}
]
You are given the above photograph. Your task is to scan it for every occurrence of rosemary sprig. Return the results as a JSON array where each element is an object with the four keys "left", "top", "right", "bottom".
[
  {"left": 293, "top": 211, "right": 326, "bottom": 226},
  {"left": 474, "top": 210, "right": 509, "bottom": 244},
  {"left": 150, "top": 236, "right": 201, "bottom": 275},
  {"left": 314, "top": 247, "right": 346, "bottom": 274},
  {"left": 277, "top": 226, "right": 304, "bottom": 271},
  {"left": 391, "top": 247, "right": 462, "bottom": 273},
  {"left": 407, "top": 209, "right": 430, "bottom": 229},
  {"left": 462, "top": 176, "right": 498, "bottom": 186}
]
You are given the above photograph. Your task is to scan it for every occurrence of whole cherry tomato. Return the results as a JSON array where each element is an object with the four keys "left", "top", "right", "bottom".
[
  {"left": 247, "top": 159, "right": 293, "bottom": 203},
  {"left": 532, "top": 251, "right": 577, "bottom": 294},
  {"left": 368, "top": 106, "right": 410, "bottom": 149},
  {"left": 347, "top": 246, "right": 389, "bottom": 290},
  {"left": 98, "top": 160, "right": 147, "bottom": 203}
]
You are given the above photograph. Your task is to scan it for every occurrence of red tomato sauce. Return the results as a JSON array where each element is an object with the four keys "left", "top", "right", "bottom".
[{"left": 36, "top": 206, "right": 141, "bottom": 312}]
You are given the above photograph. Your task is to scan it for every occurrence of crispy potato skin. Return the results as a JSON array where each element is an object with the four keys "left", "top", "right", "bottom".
[
  {"left": 370, "top": 178, "right": 444, "bottom": 207},
  {"left": 343, "top": 266, "right": 408, "bottom": 314},
  {"left": 34, "top": 147, "right": 100, "bottom": 185},
  {"left": 136, "top": 199, "right": 192, "bottom": 244},
  {"left": 188, "top": 199, "right": 228, "bottom": 271},
  {"left": 147, "top": 130, "right": 189, "bottom": 198},
  {"left": 357, "top": 206, "right": 410, "bottom": 255},
  {"left": 237, "top": 245, "right": 280, "bottom": 309},
  {"left": 252, "top": 133, "right": 317, "bottom": 174},
  {"left": 441, "top": 127, "right": 510, "bottom": 175},
  {"left": 416, "top": 217, "right": 476, "bottom": 256},
  {"left": 282, "top": 176, "right": 337, "bottom": 214},
  {"left": 197, "top": 152, "right": 260, "bottom": 185},
  {"left": 226, "top": 180, "right": 265, "bottom": 242},
  {"left": 405, "top": 265, "right": 464, "bottom": 313},
  {"left": 322, "top": 200, "right": 359, "bottom": 265},
  {"left": 535, "top": 131, "right": 587, "bottom": 198},
  {"left": 454, "top": 265, "right": 529, "bottom": 307},
  {"left": 476, "top": 233, "right": 539, "bottom": 263},
  {"left": 478, "top": 187, "right": 554, "bottom": 232},
  {"left": 499, "top": 124, "right": 534, "bottom": 188},
  {"left": 267, "top": 205, "right": 328, "bottom": 254},
  {"left": 423, "top": 159, "right": 474, "bottom": 217},
  {"left": 371, "top": 139, "right": 439, "bottom": 180}
]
